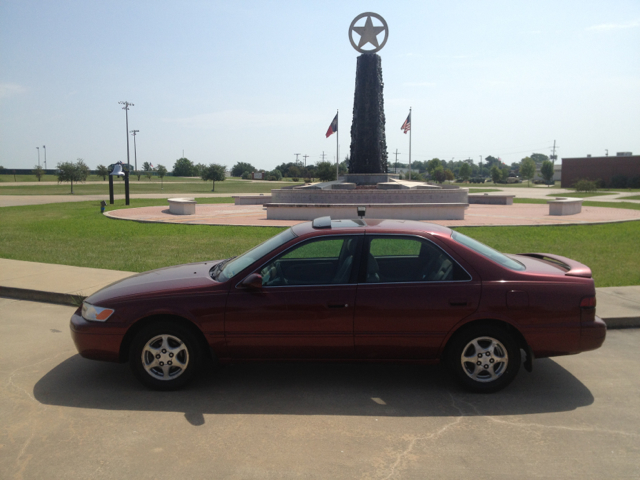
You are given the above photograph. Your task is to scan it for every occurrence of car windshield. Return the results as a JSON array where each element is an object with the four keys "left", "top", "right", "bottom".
[
  {"left": 451, "top": 231, "right": 525, "bottom": 271},
  {"left": 214, "top": 228, "right": 297, "bottom": 282}
]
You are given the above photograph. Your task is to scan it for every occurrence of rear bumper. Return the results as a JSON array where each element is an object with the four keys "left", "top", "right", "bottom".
[
  {"left": 579, "top": 314, "right": 606, "bottom": 352},
  {"left": 70, "top": 311, "right": 123, "bottom": 363}
]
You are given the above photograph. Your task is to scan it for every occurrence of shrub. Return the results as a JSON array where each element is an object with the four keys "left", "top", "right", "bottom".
[
  {"left": 291, "top": 177, "right": 299, "bottom": 182},
  {"left": 628, "top": 175, "right": 640, "bottom": 189},
  {"left": 610, "top": 174, "right": 628, "bottom": 189},
  {"left": 241, "top": 171, "right": 251, "bottom": 180},
  {"left": 266, "top": 169, "right": 282, "bottom": 181},
  {"left": 573, "top": 179, "right": 598, "bottom": 192}
]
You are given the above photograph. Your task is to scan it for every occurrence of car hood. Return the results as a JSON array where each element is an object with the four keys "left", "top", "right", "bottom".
[{"left": 85, "top": 260, "right": 225, "bottom": 305}]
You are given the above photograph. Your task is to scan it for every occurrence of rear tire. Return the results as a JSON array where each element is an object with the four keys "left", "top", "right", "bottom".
[
  {"left": 448, "top": 325, "right": 521, "bottom": 393},
  {"left": 130, "top": 321, "right": 202, "bottom": 391}
]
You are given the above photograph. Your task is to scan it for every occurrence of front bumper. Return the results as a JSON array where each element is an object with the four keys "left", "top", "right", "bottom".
[{"left": 70, "top": 310, "right": 124, "bottom": 363}]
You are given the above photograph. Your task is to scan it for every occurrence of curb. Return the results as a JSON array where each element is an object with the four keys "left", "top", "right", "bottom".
[
  {"left": 0, "top": 287, "right": 84, "bottom": 307},
  {"left": 1, "top": 286, "right": 639, "bottom": 329}
]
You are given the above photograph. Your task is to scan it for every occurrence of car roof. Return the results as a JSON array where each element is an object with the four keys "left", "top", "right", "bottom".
[{"left": 291, "top": 218, "right": 453, "bottom": 238}]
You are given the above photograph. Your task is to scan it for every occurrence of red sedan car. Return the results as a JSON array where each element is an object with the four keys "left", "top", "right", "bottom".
[{"left": 70, "top": 218, "right": 606, "bottom": 393}]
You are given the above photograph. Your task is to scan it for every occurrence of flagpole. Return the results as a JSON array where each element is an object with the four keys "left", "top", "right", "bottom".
[
  {"left": 408, "top": 107, "right": 412, "bottom": 181},
  {"left": 336, "top": 110, "right": 339, "bottom": 180}
]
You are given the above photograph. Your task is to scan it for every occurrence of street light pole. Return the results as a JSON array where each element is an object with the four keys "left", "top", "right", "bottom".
[
  {"left": 42, "top": 145, "right": 47, "bottom": 169},
  {"left": 36, "top": 147, "right": 40, "bottom": 167},
  {"left": 118, "top": 101, "right": 134, "bottom": 169},
  {"left": 130, "top": 130, "right": 139, "bottom": 172}
]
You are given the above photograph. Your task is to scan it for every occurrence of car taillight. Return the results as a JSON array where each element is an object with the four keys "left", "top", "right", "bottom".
[{"left": 580, "top": 296, "right": 596, "bottom": 308}]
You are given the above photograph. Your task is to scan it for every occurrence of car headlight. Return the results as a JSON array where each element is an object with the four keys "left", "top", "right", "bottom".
[{"left": 82, "top": 302, "right": 115, "bottom": 322}]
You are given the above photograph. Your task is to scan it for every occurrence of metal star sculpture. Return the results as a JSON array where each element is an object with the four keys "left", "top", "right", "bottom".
[{"left": 349, "top": 12, "right": 389, "bottom": 54}]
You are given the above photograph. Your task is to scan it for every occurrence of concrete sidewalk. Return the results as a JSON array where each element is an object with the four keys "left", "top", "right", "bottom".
[{"left": 0, "top": 258, "right": 638, "bottom": 328}]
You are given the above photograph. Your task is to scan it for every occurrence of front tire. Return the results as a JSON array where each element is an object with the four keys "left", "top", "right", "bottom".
[
  {"left": 448, "top": 325, "right": 521, "bottom": 393},
  {"left": 130, "top": 322, "right": 202, "bottom": 391}
]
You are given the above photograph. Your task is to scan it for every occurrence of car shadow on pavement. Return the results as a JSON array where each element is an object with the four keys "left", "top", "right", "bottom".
[{"left": 33, "top": 355, "right": 594, "bottom": 425}]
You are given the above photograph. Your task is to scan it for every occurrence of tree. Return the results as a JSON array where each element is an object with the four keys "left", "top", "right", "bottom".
[
  {"left": 540, "top": 160, "right": 554, "bottom": 186},
  {"left": 201, "top": 163, "right": 226, "bottom": 191},
  {"left": 444, "top": 169, "right": 455, "bottom": 182},
  {"left": 531, "top": 153, "right": 549, "bottom": 165},
  {"left": 134, "top": 170, "right": 142, "bottom": 181},
  {"left": 172, "top": 157, "right": 195, "bottom": 177},
  {"left": 426, "top": 158, "right": 442, "bottom": 176},
  {"left": 519, "top": 157, "right": 536, "bottom": 186},
  {"left": 32, "top": 165, "right": 45, "bottom": 181},
  {"left": 57, "top": 159, "right": 90, "bottom": 194},
  {"left": 458, "top": 162, "right": 471, "bottom": 181},
  {"left": 193, "top": 163, "right": 206, "bottom": 177},
  {"left": 316, "top": 161, "right": 337, "bottom": 182},
  {"left": 145, "top": 170, "right": 153, "bottom": 181},
  {"left": 432, "top": 165, "right": 446, "bottom": 183},
  {"left": 156, "top": 165, "right": 167, "bottom": 189},
  {"left": 288, "top": 165, "right": 301, "bottom": 180},
  {"left": 490, "top": 165, "right": 502, "bottom": 184},
  {"left": 231, "top": 162, "right": 257, "bottom": 177},
  {"left": 96, "top": 164, "right": 109, "bottom": 180},
  {"left": 142, "top": 162, "right": 152, "bottom": 172}
]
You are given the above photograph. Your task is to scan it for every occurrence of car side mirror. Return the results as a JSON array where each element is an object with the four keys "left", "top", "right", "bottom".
[{"left": 240, "top": 273, "right": 263, "bottom": 290}]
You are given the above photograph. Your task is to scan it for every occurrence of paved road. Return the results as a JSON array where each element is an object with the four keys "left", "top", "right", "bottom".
[{"left": 1, "top": 298, "right": 638, "bottom": 479}]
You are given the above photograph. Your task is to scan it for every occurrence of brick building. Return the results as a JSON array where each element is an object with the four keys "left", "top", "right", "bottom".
[{"left": 561, "top": 154, "right": 640, "bottom": 188}]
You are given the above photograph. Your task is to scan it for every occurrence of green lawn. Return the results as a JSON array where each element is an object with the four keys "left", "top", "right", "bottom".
[
  {"left": 1, "top": 198, "right": 638, "bottom": 286},
  {"left": 0, "top": 198, "right": 283, "bottom": 272},
  {"left": 620, "top": 195, "right": 640, "bottom": 200},
  {"left": 0, "top": 179, "right": 300, "bottom": 195},
  {"left": 453, "top": 221, "right": 640, "bottom": 287},
  {"left": 483, "top": 181, "right": 560, "bottom": 188},
  {"left": 546, "top": 192, "right": 617, "bottom": 198},
  {"left": 0, "top": 174, "right": 204, "bottom": 183},
  {"left": 468, "top": 188, "right": 502, "bottom": 193}
]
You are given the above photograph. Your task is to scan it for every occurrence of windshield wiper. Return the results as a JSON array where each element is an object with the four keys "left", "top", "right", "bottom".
[{"left": 210, "top": 257, "right": 236, "bottom": 280}]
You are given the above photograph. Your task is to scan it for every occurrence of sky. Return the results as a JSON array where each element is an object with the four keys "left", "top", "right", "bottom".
[{"left": 1, "top": 0, "right": 639, "bottom": 172}]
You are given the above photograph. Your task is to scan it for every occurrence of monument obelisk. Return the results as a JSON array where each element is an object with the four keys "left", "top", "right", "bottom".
[{"left": 348, "top": 13, "right": 389, "bottom": 175}]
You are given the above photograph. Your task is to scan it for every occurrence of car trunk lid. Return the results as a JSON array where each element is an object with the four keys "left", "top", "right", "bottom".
[{"left": 514, "top": 253, "right": 592, "bottom": 278}]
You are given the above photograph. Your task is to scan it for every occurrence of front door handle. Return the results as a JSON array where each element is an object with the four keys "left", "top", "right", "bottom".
[{"left": 327, "top": 303, "right": 349, "bottom": 309}]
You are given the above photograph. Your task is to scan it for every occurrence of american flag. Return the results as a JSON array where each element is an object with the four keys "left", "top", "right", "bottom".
[{"left": 401, "top": 112, "right": 411, "bottom": 134}]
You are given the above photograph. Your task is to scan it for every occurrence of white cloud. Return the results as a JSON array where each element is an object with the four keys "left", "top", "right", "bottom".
[
  {"left": 0, "top": 83, "right": 26, "bottom": 99},
  {"left": 587, "top": 19, "right": 640, "bottom": 31},
  {"left": 164, "top": 110, "right": 315, "bottom": 129}
]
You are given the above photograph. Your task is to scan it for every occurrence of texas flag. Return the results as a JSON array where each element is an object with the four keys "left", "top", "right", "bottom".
[{"left": 326, "top": 113, "right": 338, "bottom": 138}]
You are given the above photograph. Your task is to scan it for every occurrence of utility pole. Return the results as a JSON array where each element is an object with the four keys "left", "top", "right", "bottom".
[
  {"left": 130, "top": 130, "right": 139, "bottom": 171},
  {"left": 43, "top": 145, "right": 47, "bottom": 169},
  {"left": 294, "top": 153, "right": 301, "bottom": 164},
  {"left": 321, "top": 151, "right": 326, "bottom": 162},
  {"left": 479, "top": 155, "right": 483, "bottom": 178},
  {"left": 605, "top": 149, "right": 608, "bottom": 157},
  {"left": 551, "top": 140, "right": 556, "bottom": 185},
  {"left": 118, "top": 101, "right": 134, "bottom": 169},
  {"left": 393, "top": 149, "right": 401, "bottom": 173},
  {"left": 36, "top": 147, "right": 40, "bottom": 167},
  {"left": 303, "top": 154, "right": 309, "bottom": 167}
]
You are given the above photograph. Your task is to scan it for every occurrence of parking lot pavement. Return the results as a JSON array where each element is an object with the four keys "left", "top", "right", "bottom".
[{"left": 1, "top": 298, "right": 639, "bottom": 479}]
